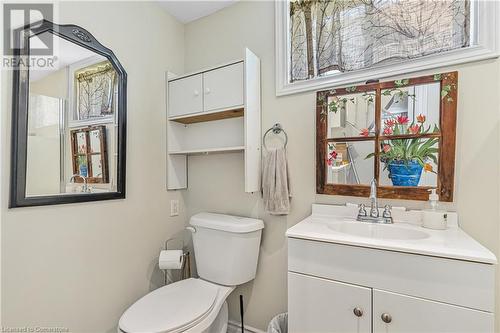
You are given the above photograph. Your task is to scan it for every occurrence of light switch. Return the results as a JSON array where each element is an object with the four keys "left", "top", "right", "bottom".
[{"left": 170, "top": 200, "right": 179, "bottom": 217}]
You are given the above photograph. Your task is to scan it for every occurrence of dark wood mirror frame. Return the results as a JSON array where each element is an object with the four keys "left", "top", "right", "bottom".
[
  {"left": 10, "top": 20, "right": 127, "bottom": 208},
  {"left": 316, "top": 72, "right": 457, "bottom": 202}
]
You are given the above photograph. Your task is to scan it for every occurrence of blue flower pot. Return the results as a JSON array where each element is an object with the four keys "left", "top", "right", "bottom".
[
  {"left": 388, "top": 160, "right": 423, "bottom": 186},
  {"left": 79, "top": 164, "right": 88, "bottom": 177}
]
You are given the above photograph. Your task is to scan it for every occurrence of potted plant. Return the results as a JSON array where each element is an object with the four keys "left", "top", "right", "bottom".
[{"left": 366, "top": 114, "right": 439, "bottom": 186}]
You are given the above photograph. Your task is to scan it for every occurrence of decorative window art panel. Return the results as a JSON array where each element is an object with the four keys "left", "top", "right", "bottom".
[{"left": 316, "top": 72, "right": 458, "bottom": 201}]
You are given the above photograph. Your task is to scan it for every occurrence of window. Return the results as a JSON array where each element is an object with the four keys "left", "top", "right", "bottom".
[
  {"left": 75, "top": 60, "right": 117, "bottom": 120},
  {"left": 276, "top": 0, "right": 499, "bottom": 96},
  {"left": 316, "top": 72, "right": 457, "bottom": 201},
  {"left": 68, "top": 56, "right": 118, "bottom": 127}
]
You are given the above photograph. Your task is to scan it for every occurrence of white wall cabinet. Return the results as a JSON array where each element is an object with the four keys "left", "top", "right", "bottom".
[
  {"left": 166, "top": 49, "right": 261, "bottom": 192},
  {"left": 168, "top": 74, "right": 203, "bottom": 117},
  {"left": 288, "top": 238, "right": 495, "bottom": 333},
  {"left": 203, "top": 62, "right": 244, "bottom": 112}
]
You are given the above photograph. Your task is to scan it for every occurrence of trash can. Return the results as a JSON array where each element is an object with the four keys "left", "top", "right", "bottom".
[{"left": 267, "top": 313, "right": 288, "bottom": 333}]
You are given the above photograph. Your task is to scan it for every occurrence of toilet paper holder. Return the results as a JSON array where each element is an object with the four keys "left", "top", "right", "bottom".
[{"left": 162, "top": 238, "right": 191, "bottom": 285}]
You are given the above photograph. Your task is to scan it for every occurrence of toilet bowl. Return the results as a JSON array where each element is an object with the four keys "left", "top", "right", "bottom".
[
  {"left": 119, "top": 213, "right": 264, "bottom": 333},
  {"left": 119, "top": 278, "right": 234, "bottom": 333}
]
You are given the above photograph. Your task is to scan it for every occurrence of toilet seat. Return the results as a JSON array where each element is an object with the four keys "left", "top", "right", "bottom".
[{"left": 119, "top": 278, "right": 230, "bottom": 333}]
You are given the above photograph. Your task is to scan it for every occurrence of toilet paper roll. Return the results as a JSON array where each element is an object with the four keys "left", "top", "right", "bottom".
[{"left": 158, "top": 250, "right": 184, "bottom": 270}]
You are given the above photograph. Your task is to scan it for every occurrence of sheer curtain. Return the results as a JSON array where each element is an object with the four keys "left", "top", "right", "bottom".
[
  {"left": 290, "top": 0, "right": 471, "bottom": 82},
  {"left": 76, "top": 62, "right": 116, "bottom": 120}
]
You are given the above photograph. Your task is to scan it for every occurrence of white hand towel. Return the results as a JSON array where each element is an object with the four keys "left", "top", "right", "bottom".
[{"left": 262, "top": 147, "right": 291, "bottom": 215}]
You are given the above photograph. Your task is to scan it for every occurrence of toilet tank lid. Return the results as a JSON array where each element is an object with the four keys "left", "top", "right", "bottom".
[{"left": 190, "top": 213, "right": 264, "bottom": 233}]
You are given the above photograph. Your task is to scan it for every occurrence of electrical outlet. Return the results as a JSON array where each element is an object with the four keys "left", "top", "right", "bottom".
[{"left": 170, "top": 200, "right": 179, "bottom": 217}]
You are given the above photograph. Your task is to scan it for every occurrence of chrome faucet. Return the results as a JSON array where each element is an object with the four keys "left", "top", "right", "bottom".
[
  {"left": 70, "top": 174, "right": 89, "bottom": 193},
  {"left": 357, "top": 179, "right": 393, "bottom": 224}
]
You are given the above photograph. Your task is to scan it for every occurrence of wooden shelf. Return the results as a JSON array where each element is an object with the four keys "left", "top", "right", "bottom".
[
  {"left": 168, "top": 146, "right": 245, "bottom": 155},
  {"left": 169, "top": 108, "right": 244, "bottom": 124}
]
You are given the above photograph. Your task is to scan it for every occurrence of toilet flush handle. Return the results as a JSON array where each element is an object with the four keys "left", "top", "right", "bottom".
[{"left": 186, "top": 226, "right": 196, "bottom": 233}]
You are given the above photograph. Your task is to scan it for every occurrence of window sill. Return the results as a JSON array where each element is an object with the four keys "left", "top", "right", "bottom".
[{"left": 276, "top": 46, "right": 499, "bottom": 97}]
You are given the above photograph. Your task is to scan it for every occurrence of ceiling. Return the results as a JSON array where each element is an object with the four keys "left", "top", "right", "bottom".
[{"left": 158, "top": 1, "right": 238, "bottom": 23}]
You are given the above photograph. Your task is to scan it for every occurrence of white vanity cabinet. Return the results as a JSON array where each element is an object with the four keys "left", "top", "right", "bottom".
[
  {"left": 287, "top": 205, "right": 497, "bottom": 333},
  {"left": 166, "top": 48, "right": 261, "bottom": 192},
  {"left": 288, "top": 272, "right": 371, "bottom": 333},
  {"left": 372, "top": 289, "right": 493, "bottom": 333}
]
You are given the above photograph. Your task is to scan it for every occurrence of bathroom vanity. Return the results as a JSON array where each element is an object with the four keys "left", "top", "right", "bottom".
[{"left": 287, "top": 204, "right": 497, "bottom": 333}]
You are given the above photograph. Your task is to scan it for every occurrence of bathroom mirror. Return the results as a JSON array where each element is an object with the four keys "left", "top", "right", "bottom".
[
  {"left": 317, "top": 72, "right": 457, "bottom": 201},
  {"left": 10, "top": 20, "right": 127, "bottom": 207}
]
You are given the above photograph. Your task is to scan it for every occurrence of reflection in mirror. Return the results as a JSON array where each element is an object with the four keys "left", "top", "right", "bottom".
[
  {"left": 327, "top": 91, "right": 375, "bottom": 138},
  {"left": 380, "top": 82, "right": 440, "bottom": 134},
  {"left": 26, "top": 31, "right": 118, "bottom": 197},
  {"left": 326, "top": 141, "right": 374, "bottom": 185}
]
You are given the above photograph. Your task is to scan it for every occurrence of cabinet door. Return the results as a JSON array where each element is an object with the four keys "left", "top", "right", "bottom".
[
  {"left": 203, "top": 62, "right": 244, "bottom": 112},
  {"left": 168, "top": 74, "right": 203, "bottom": 117},
  {"left": 373, "top": 289, "right": 494, "bottom": 333},
  {"left": 288, "top": 272, "right": 371, "bottom": 333}
]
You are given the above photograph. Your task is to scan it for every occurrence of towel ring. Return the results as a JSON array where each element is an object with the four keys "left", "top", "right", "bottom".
[{"left": 263, "top": 123, "right": 288, "bottom": 150}]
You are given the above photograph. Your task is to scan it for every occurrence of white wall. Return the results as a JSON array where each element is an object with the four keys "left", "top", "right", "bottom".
[
  {"left": 1, "top": 2, "right": 186, "bottom": 332},
  {"left": 184, "top": 1, "right": 500, "bottom": 331}
]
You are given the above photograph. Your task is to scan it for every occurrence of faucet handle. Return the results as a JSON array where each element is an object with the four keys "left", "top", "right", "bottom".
[
  {"left": 358, "top": 204, "right": 367, "bottom": 217},
  {"left": 383, "top": 205, "right": 392, "bottom": 218}
]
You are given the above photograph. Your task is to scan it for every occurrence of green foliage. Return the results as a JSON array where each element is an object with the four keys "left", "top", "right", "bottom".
[
  {"left": 328, "top": 97, "right": 355, "bottom": 113},
  {"left": 394, "top": 79, "right": 409, "bottom": 87}
]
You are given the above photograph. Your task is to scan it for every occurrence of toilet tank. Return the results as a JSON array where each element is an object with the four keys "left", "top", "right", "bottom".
[{"left": 190, "top": 213, "right": 264, "bottom": 286}]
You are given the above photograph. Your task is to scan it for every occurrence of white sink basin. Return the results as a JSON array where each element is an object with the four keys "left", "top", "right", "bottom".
[
  {"left": 328, "top": 221, "right": 430, "bottom": 240},
  {"left": 286, "top": 205, "right": 497, "bottom": 264}
]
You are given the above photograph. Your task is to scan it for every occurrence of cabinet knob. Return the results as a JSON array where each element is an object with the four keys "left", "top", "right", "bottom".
[
  {"left": 205, "top": 88, "right": 211, "bottom": 94},
  {"left": 194, "top": 90, "right": 199, "bottom": 96},
  {"left": 353, "top": 307, "right": 363, "bottom": 317},
  {"left": 381, "top": 313, "right": 392, "bottom": 323}
]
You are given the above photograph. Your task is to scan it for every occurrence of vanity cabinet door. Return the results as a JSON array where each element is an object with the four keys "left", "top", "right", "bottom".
[
  {"left": 373, "top": 289, "right": 494, "bottom": 333},
  {"left": 168, "top": 74, "right": 203, "bottom": 117},
  {"left": 203, "top": 62, "right": 244, "bottom": 112},
  {"left": 288, "top": 272, "right": 371, "bottom": 333}
]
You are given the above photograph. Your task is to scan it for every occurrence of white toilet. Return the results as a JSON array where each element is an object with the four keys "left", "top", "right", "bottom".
[{"left": 118, "top": 213, "right": 264, "bottom": 333}]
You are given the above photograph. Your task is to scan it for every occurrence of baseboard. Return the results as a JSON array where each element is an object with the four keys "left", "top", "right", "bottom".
[{"left": 227, "top": 320, "right": 266, "bottom": 333}]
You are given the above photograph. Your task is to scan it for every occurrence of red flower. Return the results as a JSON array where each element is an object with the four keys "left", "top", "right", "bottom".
[
  {"left": 408, "top": 124, "right": 420, "bottom": 134},
  {"left": 327, "top": 158, "right": 333, "bottom": 166},
  {"left": 382, "top": 144, "right": 391, "bottom": 153},
  {"left": 330, "top": 150, "right": 338, "bottom": 159},
  {"left": 360, "top": 128, "right": 369, "bottom": 137},
  {"left": 396, "top": 115, "right": 409, "bottom": 125},
  {"left": 384, "top": 119, "right": 396, "bottom": 128},
  {"left": 383, "top": 127, "right": 393, "bottom": 135},
  {"left": 417, "top": 114, "right": 426, "bottom": 123}
]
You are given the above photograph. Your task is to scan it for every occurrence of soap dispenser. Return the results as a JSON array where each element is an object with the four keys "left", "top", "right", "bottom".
[{"left": 422, "top": 189, "right": 448, "bottom": 230}]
